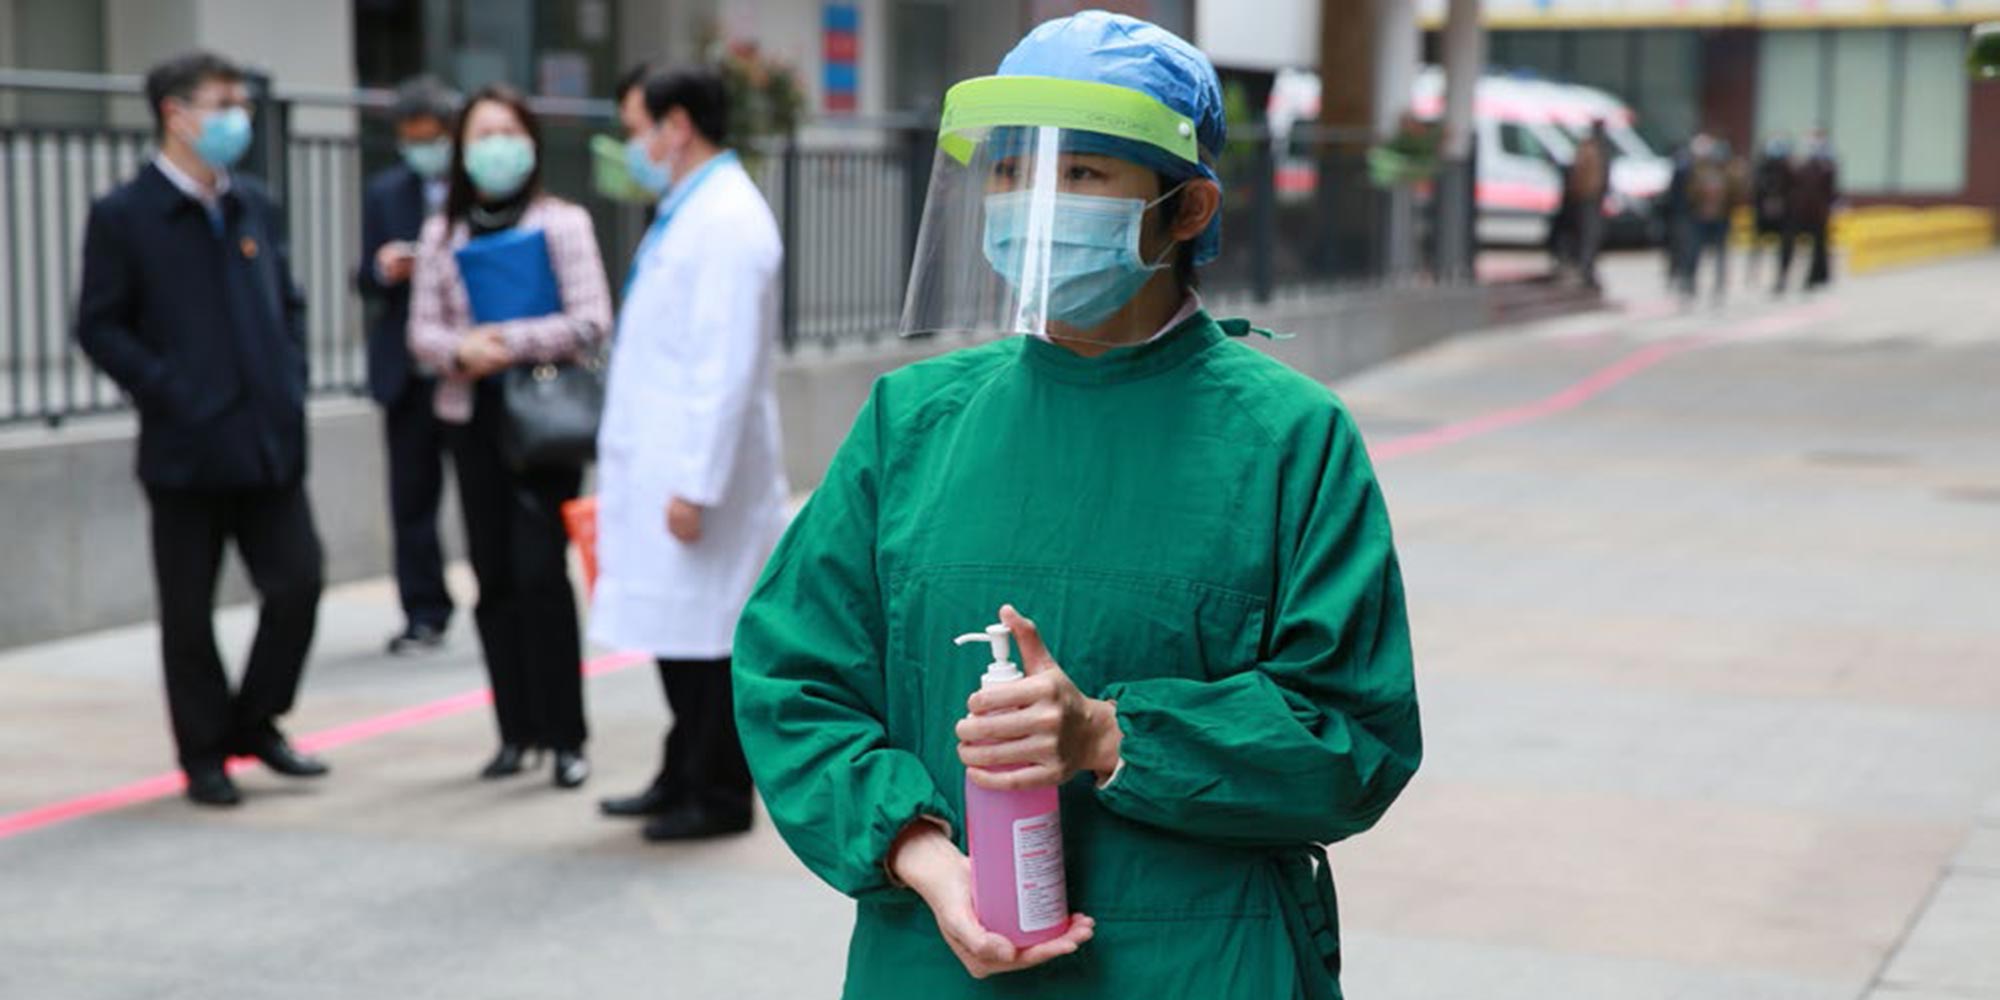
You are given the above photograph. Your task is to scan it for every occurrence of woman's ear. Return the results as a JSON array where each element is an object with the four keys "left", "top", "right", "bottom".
[{"left": 1172, "top": 179, "right": 1221, "bottom": 242}]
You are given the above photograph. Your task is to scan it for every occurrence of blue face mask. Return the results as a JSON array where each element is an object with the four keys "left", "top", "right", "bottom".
[
  {"left": 190, "top": 107, "right": 253, "bottom": 169},
  {"left": 981, "top": 186, "right": 1181, "bottom": 331},
  {"left": 625, "top": 134, "right": 672, "bottom": 196},
  {"left": 400, "top": 138, "right": 453, "bottom": 179},
  {"left": 463, "top": 134, "right": 536, "bottom": 199}
]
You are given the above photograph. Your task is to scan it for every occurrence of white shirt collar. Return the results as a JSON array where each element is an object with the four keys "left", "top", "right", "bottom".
[
  {"left": 153, "top": 152, "right": 231, "bottom": 207},
  {"left": 1142, "top": 292, "right": 1205, "bottom": 345}
]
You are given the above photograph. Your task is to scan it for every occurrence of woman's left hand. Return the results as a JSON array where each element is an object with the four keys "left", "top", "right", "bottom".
[
  {"left": 455, "top": 328, "right": 514, "bottom": 379},
  {"left": 956, "top": 605, "right": 1123, "bottom": 790}
]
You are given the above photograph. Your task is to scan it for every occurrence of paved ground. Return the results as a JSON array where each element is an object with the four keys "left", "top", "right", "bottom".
[{"left": 2, "top": 250, "right": 1997, "bottom": 999}]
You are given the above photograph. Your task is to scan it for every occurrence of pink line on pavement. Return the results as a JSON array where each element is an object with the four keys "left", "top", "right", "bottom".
[
  {"left": 1370, "top": 301, "right": 1834, "bottom": 462},
  {"left": 0, "top": 650, "right": 650, "bottom": 841}
]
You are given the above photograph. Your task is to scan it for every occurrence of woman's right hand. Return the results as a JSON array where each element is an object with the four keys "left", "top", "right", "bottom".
[
  {"left": 886, "top": 821, "right": 1096, "bottom": 980},
  {"left": 454, "top": 328, "right": 514, "bottom": 378}
]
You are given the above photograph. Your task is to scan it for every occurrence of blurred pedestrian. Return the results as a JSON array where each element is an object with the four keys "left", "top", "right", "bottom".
[
  {"left": 1564, "top": 119, "right": 1611, "bottom": 288},
  {"left": 407, "top": 84, "right": 612, "bottom": 788},
  {"left": 74, "top": 51, "right": 328, "bottom": 807},
  {"left": 1660, "top": 134, "right": 1695, "bottom": 291},
  {"left": 1774, "top": 126, "right": 1838, "bottom": 294},
  {"left": 592, "top": 64, "right": 787, "bottom": 842},
  {"left": 1679, "top": 135, "right": 1741, "bottom": 305},
  {"left": 1745, "top": 133, "right": 1792, "bottom": 285},
  {"left": 356, "top": 75, "right": 460, "bottom": 656}
]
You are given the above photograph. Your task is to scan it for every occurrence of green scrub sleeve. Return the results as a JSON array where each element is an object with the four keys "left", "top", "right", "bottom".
[
  {"left": 733, "top": 384, "right": 957, "bottom": 899},
  {"left": 1096, "top": 407, "right": 1421, "bottom": 847}
]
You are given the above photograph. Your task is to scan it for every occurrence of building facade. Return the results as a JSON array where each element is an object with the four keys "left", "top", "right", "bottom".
[{"left": 1417, "top": 0, "right": 2000, "bottom": 212}]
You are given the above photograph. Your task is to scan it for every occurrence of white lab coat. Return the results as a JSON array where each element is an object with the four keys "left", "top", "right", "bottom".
[{"left": 588, "top": 158, "right": 788, "bottom": 659}]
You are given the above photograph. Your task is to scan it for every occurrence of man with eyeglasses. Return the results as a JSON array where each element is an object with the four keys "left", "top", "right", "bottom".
[{"left": 75, "top": 51, "right": 328, "bottom": 807}]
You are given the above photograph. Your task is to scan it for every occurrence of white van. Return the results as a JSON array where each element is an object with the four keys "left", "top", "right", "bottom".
[
  {"left": 1268, "top": 67, "right": 1671, "bottom": 246},
  {"left": 1409, "top": 68, "right": 1671, "bottom": 246}
]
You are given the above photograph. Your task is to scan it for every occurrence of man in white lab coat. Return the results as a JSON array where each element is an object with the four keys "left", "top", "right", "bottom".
[{"left": 592, "top": 64, "right": 788, "bottom": 842}]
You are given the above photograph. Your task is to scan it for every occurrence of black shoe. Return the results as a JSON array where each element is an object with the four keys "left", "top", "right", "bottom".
[
  {"left": 600, "top": 782, "right": 679, "bottom": 818},
  {"left": 553, "top": 750, "right": 590, "bottom": 789},
  {"left": 387, "top": 623, "right": 447, "bottom": 655},
  {"left": 249, "top": 736, "right": 330, "bottom": 778},
  {"left": 480, "top": 744, "right": 535, "bottom": 780},
  {"left": 641, "top": 804, "right": 753, "bottom": 842},
  {"left": 185, "top": 765, "right": 242, "bottom": 807}
]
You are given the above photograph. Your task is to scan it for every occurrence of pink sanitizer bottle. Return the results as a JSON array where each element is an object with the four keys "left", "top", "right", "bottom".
[{"left": 955, "top": 623, "right": 1070, "bottom": 948}]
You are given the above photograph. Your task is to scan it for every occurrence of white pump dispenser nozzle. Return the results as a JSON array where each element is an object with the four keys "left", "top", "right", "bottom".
[{"left": 954, "top": 623, "right": 1019, "bottom": 683}]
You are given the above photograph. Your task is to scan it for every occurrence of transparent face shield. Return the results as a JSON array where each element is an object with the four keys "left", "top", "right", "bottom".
[{"left": 899, "top": 77, "right": 1209, "bottom": 346}]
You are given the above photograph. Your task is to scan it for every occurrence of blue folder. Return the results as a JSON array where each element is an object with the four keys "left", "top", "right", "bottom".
[{"left": 453, "top": 227, "right": 562, "bottom": 323}]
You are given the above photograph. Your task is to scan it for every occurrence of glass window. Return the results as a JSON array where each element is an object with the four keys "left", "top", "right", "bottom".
[
  {"left": 6, "top": 0, "right": 107, "bottom": 125},
  {"left": 1571, "top": 31, "right": 1631, "bottom": 96},
  {"left": 453, "top": 0, "right": 535, "bottom": 91},
  {"left": 890, "top": 1, "right": 953, "bottom": 113},
  {"left": 1757, "top": 31, "right": 1826, "bottom": 145},
  {"left": 1830, "top": 30, "right": 1895, "bottom": 190},
  {"left": 1896, "top": 28, "right": 1968, "bottom": 193},
  {"left": 1499, "top": 122, "right": 1552, "bottom": 161},
  {"left": 1530, "top": 123, "right": 1576, "bottom": 162},
  {"left": 1634, "top": 30, "right": 1699, "bottom": 151},
  {"left": 1501, "top": 31, "right": 1566, "bottom": 77}
]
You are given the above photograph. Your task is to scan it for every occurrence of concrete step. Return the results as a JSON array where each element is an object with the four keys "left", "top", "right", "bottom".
[{"left": 1485, "top": 275, "right": 1608, "bottom": 328}]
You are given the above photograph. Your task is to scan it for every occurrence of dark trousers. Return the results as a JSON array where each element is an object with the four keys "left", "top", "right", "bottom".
[
  {"left": 1775, "top": 218, "right": 1831, "bottom": 291},
  {"left": 1681, "top": 219, "right": 1730, "bottom": 299},
  {"left": 652, "top": 658, "right": 755, "bottom": 820},
  {"left": 147, "top": 482, "right": 324, "bottom": 769},
  {"left": 383, "top": 383, "right": 453, "bottom": 632},
  {"left": 1571, "top": 199, "right": 1605, "bottom": 284},
  {"left": 448, "top": 382, "right": 586, "bottom": 752}
]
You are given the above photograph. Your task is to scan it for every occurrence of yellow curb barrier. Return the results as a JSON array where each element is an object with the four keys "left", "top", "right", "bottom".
[
  {"left": 1730, "top": 204, "right": 1995, "bottom": 274},
  {"left": 1838, "top": 206, "right": 1996, "bottom": 274}
]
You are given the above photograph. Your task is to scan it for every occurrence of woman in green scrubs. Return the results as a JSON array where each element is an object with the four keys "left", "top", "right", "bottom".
[{"left": 733, "top": 11, "right": 1421, "bottom": 998}]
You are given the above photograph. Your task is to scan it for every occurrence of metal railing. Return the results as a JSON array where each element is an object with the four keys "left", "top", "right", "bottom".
[{"left": 0, "top": 69, "right": 1468, "bottom": 428}]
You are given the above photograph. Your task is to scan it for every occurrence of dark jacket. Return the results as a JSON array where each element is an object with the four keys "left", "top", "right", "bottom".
[
  {"left": 1566, "top": 134, "right": 1610, "bottom": 203},
  {"left": 1752, "top": 154, "right": 1791, "bottom": 233},
  {"left": 75, "top": 162, "right": 309, "bottom": 490},
  {"left": 354, "top": 163, "right": 431, "bottom": 405},
  {"left": 1788, "top": 153, "right": 1839, "bottom": 228}
]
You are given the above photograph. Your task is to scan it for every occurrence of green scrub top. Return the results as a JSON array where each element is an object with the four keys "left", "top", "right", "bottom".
[{"left": 734, "top": 312, "right": 1421, "bottom": 999}]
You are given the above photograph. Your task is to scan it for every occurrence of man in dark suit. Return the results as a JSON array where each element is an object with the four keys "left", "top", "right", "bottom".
[
  {"left": 356, "top": 77, "right": 459, "bottom": 654},
  {"left": 1775, "top": 125, "right": 1839, "bottom": 295},
  {"left": 74, "top": 51, "right": 329, "bottom": 807}
]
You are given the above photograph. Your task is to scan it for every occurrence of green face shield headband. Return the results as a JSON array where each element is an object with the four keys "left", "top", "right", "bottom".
[{"left": 936, "top": 75, "right": 1201, "bottom": 168}]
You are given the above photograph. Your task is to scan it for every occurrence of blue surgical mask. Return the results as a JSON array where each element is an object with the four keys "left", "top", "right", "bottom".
[
  {"left": 625, "top": 134, "right": 672, "bottom": 196},
  {"left": 191, "top": 107, "right": 253, "bottom": 170},
  {"left": 463, "top": 134, "right": 536, "bottom": 199},
  {"left": 400, "top": 138, "right": 453, "bottom": 179},
  {"left": 981, "top": 187, "right": 1181, "bottom": 331}
]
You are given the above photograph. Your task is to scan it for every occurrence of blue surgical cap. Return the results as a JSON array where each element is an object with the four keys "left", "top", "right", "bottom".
[{"left": 997, "top": 11, "right": 1226, "bottom": 265}]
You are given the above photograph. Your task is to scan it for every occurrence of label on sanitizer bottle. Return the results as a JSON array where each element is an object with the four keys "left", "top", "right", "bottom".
[{"left": 1013, "top": 810, "right": 1067, "bottom": 932}]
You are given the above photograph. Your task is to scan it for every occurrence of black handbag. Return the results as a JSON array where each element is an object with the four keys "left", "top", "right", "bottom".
[{"left": 499, "top": 346, "right": 606, "bottom": 471}]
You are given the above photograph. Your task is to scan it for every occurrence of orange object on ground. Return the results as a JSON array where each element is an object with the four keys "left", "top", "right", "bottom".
[{"left": 561, "top": 496, "right": 599, "bottom": 595}]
